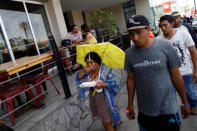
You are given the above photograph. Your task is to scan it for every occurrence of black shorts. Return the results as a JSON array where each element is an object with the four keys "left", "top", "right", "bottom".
[{"left": 138, "top": 112, "right": 181, "bottom": 131}]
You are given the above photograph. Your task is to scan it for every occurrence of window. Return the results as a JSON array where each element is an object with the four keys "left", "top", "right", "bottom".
[
  {"left": 26, "top": 3, "right": 52, "bottom": 54},
  {"left": 0, "top": 0, "right": 38, "bottom": 60},
  {"left": 0, "top": 26, "right": 10, "bottom": 63},
  {"left": 123, "top": 0, "right": 136, "bottom": 23}
]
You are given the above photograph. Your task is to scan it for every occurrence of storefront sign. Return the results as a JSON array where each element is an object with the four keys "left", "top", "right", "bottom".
[{"left": 162, "top": 1, "right": 171, "bottom": 14}]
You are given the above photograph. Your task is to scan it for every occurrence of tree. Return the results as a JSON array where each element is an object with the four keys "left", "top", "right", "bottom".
[
  {"left": 90, "top": 10, "right": 117, "bottom": 38},
  {"left": 19, "top": 22, "right": 30, "bottom": 40}
]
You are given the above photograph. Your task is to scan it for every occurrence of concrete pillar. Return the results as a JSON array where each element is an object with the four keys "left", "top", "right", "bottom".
[
  {"left": 45, "top": 0, "right": 67, "bottom": 46},
  {"left": 134, "top": 0, "right": 153, "bottom": 27},
  {"left": 71, "top": 11, "right": 84, "bottom": 30}
]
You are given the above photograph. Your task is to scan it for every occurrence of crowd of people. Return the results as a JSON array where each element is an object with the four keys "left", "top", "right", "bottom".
[{"left": 75, "top": 11, "right": 197, "bottom": 131}]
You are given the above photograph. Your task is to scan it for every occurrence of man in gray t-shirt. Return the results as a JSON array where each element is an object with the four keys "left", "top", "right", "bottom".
[{"left": 125, "top": 15, "right": 190, "bottom": 131}]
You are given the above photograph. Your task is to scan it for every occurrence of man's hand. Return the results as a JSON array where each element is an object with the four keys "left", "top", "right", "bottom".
[
  {"left": 181, "top": 105, "right": 190, "bottom": 119},
  {"left": 170, "top": 67, "right": 190, "bottom": 119},
  {"left": 126, "top": 105, "right": 135, "bottom": 120},
  {"left": 192, "top": 71, "right": 197, "bottom": 83}
]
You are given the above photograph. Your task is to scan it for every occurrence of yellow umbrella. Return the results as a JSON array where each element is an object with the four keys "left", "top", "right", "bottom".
[{"left": 76, "top": 42, "right": 125, "bottom": 68}]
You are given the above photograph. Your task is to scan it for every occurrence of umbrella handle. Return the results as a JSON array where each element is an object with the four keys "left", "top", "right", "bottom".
[{"left": 92, "top": 88, "right": 96, "bottom": 96}]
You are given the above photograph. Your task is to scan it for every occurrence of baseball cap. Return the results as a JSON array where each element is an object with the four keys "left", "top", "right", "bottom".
[
  {"left": 171, "top": 11, "right": 181, "bottom": 17},
  {"left": 126, "top": 15, "right": 150, "bottom": 30}
]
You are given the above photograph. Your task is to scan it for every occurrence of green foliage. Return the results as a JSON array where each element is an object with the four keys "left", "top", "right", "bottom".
[
  {"left": 90, "top": 10, "right": 117, "bottom": 36},
  {"left": 37, "top": 42, "right": 45, "bottom": 48},
  {"left": 0, "top": 42, "right": 5, "bottom": 50}
]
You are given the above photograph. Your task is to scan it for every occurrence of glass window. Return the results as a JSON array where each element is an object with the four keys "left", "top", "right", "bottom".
[
  {"left": 26, "top": 3, "right": 52, "bottom": 54},
  {"left": 0, "top": 27, "right": 7, "bottom": 51},
  {"left": 0, "top": 0, "right": 38, "bottom": 60},
  {"left": 123, "top": 0, "right": 136, "bottom": 23},
  {"left": 0, "top": 27, "right": 10, "bottom": 64}
]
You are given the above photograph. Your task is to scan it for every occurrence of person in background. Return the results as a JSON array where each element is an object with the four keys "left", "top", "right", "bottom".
[
  {"left": 81, "top": 24, "right": 97, "bottom": 44},
  {"left": 125, "top": 15, "right": 189, "bottom": 131},
  {"left": 172, "top": 11, "right": 197, "bottom": 49},
  {"left": 190, "top": 16, "right": 193, "bottom": 25},
  {"left": 65, "top": 25, "right": 82, "bottom": 43},
  {"left": 148, "top": 31, "right": 155, "bottom": 38},
  {"left": 183, "top": 15, "right": 187, "bottom": 23},
  {"left": 90, "top": 25, "right": 97, "bottom": 38},
  {"left": 158, "top": 15, "right": 197, "bottom": 115},
  {"left": 151, "top": 29, "right": 158, "bottom": 37},
  {"left": 65, "top": 25, "right": 82, "bottom": 70},
  {"left": 76, "top": 52, "right": 121, "bottom": 131}
]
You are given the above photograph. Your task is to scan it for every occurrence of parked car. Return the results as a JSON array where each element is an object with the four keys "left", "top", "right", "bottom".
[{"left": 192, "top": 15, "right": 197, "bottom": 31}]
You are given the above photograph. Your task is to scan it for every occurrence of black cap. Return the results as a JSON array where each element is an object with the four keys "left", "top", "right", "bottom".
[{"left": 126, "top": 15, "right": 150, "bottom": 30}]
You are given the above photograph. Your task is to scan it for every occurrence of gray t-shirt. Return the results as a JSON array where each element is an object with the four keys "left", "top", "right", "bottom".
[{"left": 125, "top": 38, "right": 181, "bottom": 116}]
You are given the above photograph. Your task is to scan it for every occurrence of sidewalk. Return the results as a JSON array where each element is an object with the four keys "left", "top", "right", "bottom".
[
  {"left": 89, "top": 86, "right": 197, "bottom": 131},
  {"left": 8, "top": 70, "right": 197, "bottom": 131}
]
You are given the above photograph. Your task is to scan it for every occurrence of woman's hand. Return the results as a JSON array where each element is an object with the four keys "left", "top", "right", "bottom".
[
  {"left": 83, "top": 66, "right": 91, "bottom": 73},
  {"left": 78, "top": 66, "right": 91, "bottom": 80},
  {"left": 96, "top": 81, "right": 107, "bottom": 89}
]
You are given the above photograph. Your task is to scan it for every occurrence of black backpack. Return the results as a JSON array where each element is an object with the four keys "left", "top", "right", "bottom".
[{"left": 61, "top": 39, "right": 71, "bottom": 47}]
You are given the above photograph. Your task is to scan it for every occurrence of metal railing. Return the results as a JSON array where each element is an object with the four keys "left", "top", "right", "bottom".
[
  {"left": 0, "top": 36, "right": 72, "bottom": 129},
  {"left": 95, "top": 27, "right": 125, "bottom": 50},
  {"left": 0, "top": 32, "right": 127, "bottom": 128}
]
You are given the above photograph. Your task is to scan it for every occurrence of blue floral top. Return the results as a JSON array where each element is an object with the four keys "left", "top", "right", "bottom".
[{"left": 75, "top": 64, "right": 121, "bottom": 126}]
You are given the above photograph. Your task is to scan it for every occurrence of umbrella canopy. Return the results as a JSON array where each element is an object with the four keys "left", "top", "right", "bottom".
[{"left": 76, "top": 42, "right": 125, "bottom": 68}]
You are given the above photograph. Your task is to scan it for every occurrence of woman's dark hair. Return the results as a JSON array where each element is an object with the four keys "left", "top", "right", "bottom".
[
  {"left": 70, "top": 24, "right": 77, "bottom": 31},
  {"left": 159, "top": 15, "right": 174, "bottom": 24},
  {"left": 85, "top": 52, "right": 102, "bottom": 65},
  {"left": 81, "top": 24, "right": 90, "bottom": 33}
]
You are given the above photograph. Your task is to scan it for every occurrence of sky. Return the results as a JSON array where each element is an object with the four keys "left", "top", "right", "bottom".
[{"left": 0, "top": 10, "right": 48, "bottom": 44}]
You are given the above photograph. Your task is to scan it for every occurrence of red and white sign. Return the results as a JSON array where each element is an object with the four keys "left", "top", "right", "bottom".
[
  {"left": 162, "top": 1, "right": 171, "bottom": 14},
  {"left": 191, "top": 10, "right": 197, "bottom": 18}
]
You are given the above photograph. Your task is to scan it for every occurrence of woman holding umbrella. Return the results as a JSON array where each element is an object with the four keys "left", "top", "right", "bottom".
[{"left": 76, "top": 52, "right": 122, "bottom": 131}]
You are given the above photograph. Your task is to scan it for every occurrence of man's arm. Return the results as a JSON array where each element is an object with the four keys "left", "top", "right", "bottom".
[
  {"left": 188, "top": 46, "right": 197, "bottom": 82},
  {"left": 170, "top": 67, "right": 190, "bottom": 118},
  {"left": 127, "top": 72, "right": 135, "bottom": 119}
]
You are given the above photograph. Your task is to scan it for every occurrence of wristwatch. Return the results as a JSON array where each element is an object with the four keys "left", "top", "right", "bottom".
[{"left": 181, "top": 104, "right": 190, "bottom": 107}]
